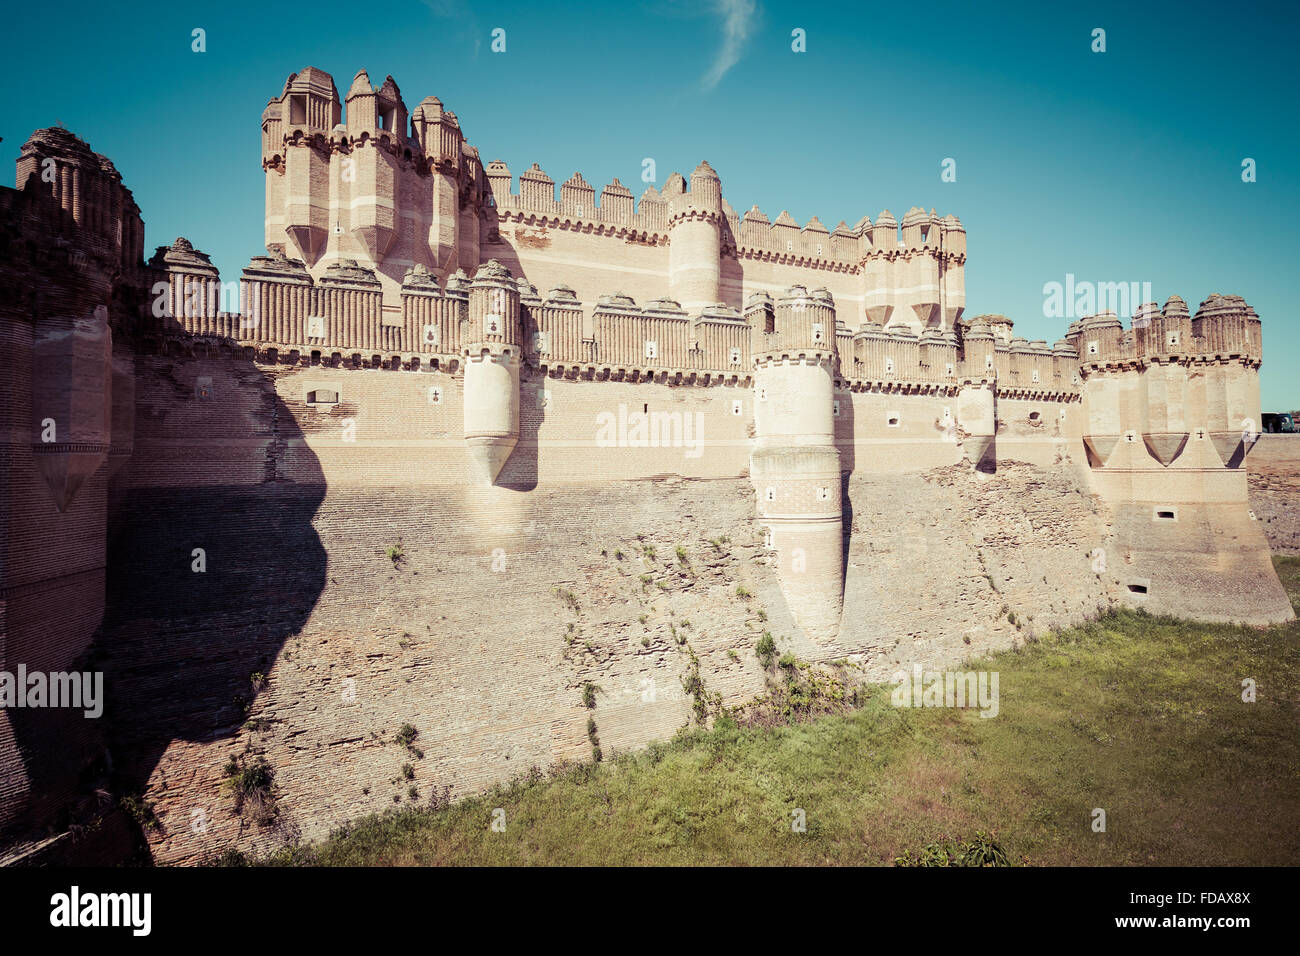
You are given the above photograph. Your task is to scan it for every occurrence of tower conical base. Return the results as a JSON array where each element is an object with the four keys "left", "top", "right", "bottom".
[
  {"left": 769, "top": 518, "right": 843, "bottom": 641},
  {"left": 465, "top": 437, "right": 517, "bottom": 486},
  {"left": 962, "top": 434, "right": 995, "bottom": 471}
]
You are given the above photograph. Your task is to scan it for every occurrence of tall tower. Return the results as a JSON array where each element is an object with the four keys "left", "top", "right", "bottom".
[
  {"left": 667, "top": 161, "right": 723, "bottom": 313},
  {"left": 341, "top": 71, "right": 406, "bottom": 270},
  {"left": 861, "top": 209, "right": 966, "bottom": 334},
  {"left": 264, "top": 68, "right": 490, "bottom": 306},
  {"left": 262, "top": 68, "right": 340, "bottom": 266},
  {"left": 409, "top": 94, "right": 464, "bottom": 276},
  {"left": 2, "top": 127, "right": 144, "bottom": 841},
  {"left": 462, "top": 260, "right": 522, "bottom": 485},
  {"left": 748, "top": 286, "right": 843, "bottom": 638}
]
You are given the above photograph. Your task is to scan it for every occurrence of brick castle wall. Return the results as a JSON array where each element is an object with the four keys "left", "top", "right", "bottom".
[{"left": 97, "top": 352, "right": 1122, "bottom": 863}]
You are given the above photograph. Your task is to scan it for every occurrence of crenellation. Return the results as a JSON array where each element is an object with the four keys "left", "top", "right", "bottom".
[{"left": 598, "top": 177, "right": 634, "bottom": 223}]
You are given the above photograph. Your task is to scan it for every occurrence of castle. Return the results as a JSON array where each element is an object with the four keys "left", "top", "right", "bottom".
[{"left": 0, "top": 66, "right": 1291, "bottom": 863}]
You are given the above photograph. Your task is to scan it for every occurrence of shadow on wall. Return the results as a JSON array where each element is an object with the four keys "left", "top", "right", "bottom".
[
  {"left": 86, "top": 355, "right": 326, "bottom": 860},
  {"left": 837, "top": 391, "right": 856, "bottom": 599},
  {"left": 496, "top": 371, "right": 545, "bottom": 492}
]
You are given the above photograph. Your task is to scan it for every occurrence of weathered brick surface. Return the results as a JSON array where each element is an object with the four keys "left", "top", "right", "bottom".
[
  {"left": 91, "top": 355, "right": 1129, "bottom": 863},
  {"left": 1247, "top": 436, "right": 1300, "bottom": 555}
]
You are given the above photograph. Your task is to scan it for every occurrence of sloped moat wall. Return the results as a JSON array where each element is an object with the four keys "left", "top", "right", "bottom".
[
  {"left": 98, "top": 356, "right": 1123, "bottom": 863},
  {"left": 1246, "top": 435, "right": 1300, "bottom": 556}
]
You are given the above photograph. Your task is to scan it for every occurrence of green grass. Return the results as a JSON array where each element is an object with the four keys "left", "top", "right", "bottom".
[{"left": 247, "top": 557, "right": 1300, "bottom": 866}]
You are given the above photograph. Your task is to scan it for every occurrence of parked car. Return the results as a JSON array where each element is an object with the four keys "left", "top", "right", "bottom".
[{"left": 1261, "top": 412, "right": 1297, "bottom": 433}]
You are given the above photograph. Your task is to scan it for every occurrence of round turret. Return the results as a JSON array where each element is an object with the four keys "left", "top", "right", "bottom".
[
  {"left": 462, "top": 261, "right": 522, "bottom": 485},
  {"left": 750, "top": 283, "right": 843, "bottom": 638},
  {"left": 667, "top": 161, "right": 724, "bottom": 313}
]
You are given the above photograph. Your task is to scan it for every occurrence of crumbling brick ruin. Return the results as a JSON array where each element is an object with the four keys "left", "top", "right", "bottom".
[{"left": 0, "top": 67, "right": 1290, "bottom": 863}]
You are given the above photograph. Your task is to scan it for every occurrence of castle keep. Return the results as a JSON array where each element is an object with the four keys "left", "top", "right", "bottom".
[{"left": 0, "top": 66, "right": 1290, "bottom": 862}]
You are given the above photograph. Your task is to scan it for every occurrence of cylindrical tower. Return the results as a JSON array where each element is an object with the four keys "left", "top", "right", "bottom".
[
  {"left": 462, "top": 260, "right": 521, "bottom": 485},
  {"left": 751, "top": 285, "right": 843, "bottom": 638},
  {"left": 957, "top": 319, "right": 997, "bottom": 469},
  {"left": 667, "top": 161, "right": 723, "bottom": 313}
]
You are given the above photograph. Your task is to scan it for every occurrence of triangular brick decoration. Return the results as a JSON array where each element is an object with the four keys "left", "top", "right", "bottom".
[
  {"left": 32, "top": 446, "right": 108, "bottom": 513},
  {"left": 1082, "top": 434, "right": 1120, "bottom": 469},
  {"left": 1209, "top": 431, "right": 1243, "bottom": 467},
  {"left": 1142, "top": 431, "right": 1189, "bottom": 467}
]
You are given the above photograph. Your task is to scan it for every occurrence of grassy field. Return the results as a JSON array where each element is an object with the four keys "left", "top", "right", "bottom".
[{"left": 245, "top": 557, "right": 1300, "bottom": 866}]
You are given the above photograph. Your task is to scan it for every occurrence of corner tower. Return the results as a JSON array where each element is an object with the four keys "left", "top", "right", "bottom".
[{"left": 1076, "top": 296, "right": 1290, "bottom": 623}]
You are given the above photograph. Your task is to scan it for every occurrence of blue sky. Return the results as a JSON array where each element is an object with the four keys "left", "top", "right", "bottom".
[{"left": 4, "top": 0, "right": 1296, "bottom": 407}]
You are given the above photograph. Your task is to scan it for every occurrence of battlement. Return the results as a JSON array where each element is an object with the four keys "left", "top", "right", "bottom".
[
  {"left": 1067, "top": 295, "right": 1263, "bottom": 369},
  {"left": 487, "top": 160, "right": 671, "bottom": 238},
  {"left": 143, "top": 241, "right": 1075, "bottom": 400},
  {"left": 254, "top": 65, "right": 973, "bottom": 331},
  {"left": 484, "top": 157, "right": 965, "bottom": 273}
]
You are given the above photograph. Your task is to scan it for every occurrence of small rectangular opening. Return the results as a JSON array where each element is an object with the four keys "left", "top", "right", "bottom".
[
  {"left": 1127, "top": 583, "right": 1148, "bottom": 595},
  {"left": 1156, "top": 510, "right": 1175, "bottom": 520},
  {"left": 1153, "top": 506, "right": 1178, "bottom": 521}
]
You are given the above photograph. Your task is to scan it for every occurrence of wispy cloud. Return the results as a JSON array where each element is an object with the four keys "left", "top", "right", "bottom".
[
  {"left": 423, "top": 0, "right": 482, "bottom": 57},
  {"left": 700, "top": 0, "right": 758, "bottom": 91}
]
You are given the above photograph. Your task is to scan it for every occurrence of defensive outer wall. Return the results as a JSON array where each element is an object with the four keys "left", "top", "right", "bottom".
[{"left": 0, "top": 67, "right": 1292, "bottom": 862}]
